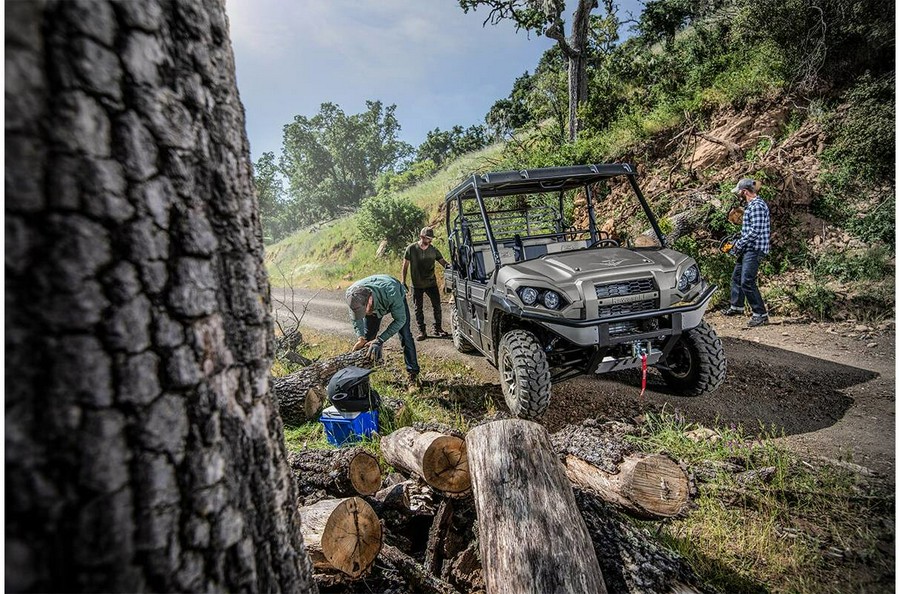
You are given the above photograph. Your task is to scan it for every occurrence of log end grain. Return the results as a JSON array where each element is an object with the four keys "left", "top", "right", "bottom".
[
  {"left": 627, "top": 455, "right": 690, "bottom": 517},
  {"left": 348, "top": 451, "right": 382, "bottom": 496},
  {"left": 322, "top": 497, "right": 383, "bottom": 578},
  {"left": 423, "top": 436, "right": 471, "bottom": 495}
]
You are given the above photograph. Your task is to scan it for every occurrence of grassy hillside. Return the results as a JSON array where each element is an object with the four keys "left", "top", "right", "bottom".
[{"left": 265, "top": 142, "right": 506, "bottom": 289}]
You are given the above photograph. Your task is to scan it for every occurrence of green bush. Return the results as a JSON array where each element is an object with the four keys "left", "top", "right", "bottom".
[
  {"left": 814, "top": 246, "right": 893, "bottom": 282},
  {"left": 786, "top": 282, "right": 838, "bottom": 320},
  {"left": 357, "top": 194, "right": 426, "bottom": 254},
  {"left": 849, "top": 195, "right": 895, "bottom": 246},
  {"left": 822, "top": 74, "right": 895, "bottom": 182}
]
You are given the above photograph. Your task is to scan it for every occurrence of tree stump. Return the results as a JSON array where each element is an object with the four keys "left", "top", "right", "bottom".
[
  {"left": 380, "top": 427, "right": 471, "bottom": 496},
  {"left": 273, "top": 350, "right": 372, "bottom": 426},
  {"left": 466, "top": 419, "right": 607, "bottom": 594},
  {"left": 564, "top": 454, "right": 690, "bottom": 519},
  {"left": 288, "top": 446, "right": 382, "bottom": 499},
  {"left": 298, "top": 496, "right": 383, "bottom": 578}
]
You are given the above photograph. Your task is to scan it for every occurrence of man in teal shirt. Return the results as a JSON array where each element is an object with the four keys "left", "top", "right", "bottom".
[{"left": 345, "top": 274, "right": 420, "bottom": 386}]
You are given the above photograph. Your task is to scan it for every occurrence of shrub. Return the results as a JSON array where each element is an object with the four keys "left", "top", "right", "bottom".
[
  {"left": 849, "top": 195, "right": 895, "bottom": 246},
  {"left": 786, "top": 282, "right": 838, "bottom": 320},
  {"left": 813, "top": 246, "right": 893, "bottom": 282},
  {"left": 357, "top": 194, "right": 426, "bottom": 254}
]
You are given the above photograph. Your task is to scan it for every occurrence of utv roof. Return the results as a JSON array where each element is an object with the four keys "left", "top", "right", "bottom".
[{"left": 444, "top": 163, "right": 636, "bottom": 201}]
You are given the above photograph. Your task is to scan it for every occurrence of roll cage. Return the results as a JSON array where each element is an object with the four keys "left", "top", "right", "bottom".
[{"left": 443, "top": 164, "right": 667, "bottom": 279}]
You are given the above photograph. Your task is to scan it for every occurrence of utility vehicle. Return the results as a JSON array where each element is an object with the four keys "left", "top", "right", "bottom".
[{"left": 444, "top": 164, "right": 726, "bottom": 418}]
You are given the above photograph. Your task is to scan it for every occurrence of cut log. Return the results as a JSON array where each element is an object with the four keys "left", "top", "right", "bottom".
[
  {"left": 380, "top": 427, "right": 471, "bottom": 496},
  {"left": 564, "top": 453, "right": 690, "bottom": 519},
  {"left": 552, "top": 419, "right": 691, "bottom": 519},
  {"left": 273, "top": 350, "right": 372, "bottom": 426},
  {"left": 298, "top": 496, "right": 382, "bottom": 578},
  {"left": 466, "top": 419, "right": 608, "bottom": 594},
  {"left": 288, "top": 446, "right": 382, "bottom": 499}
]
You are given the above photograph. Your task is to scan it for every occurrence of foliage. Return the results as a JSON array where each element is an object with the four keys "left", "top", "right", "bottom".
[
  {"left": 848, "top": 195, "right": 894, "bottom": 245},
  {"left": 785, "top": 282, "right": 838, "bottom": 320},
  {"left": 376, "top": 159, "right": 438, "bottom": 195},
  {"left": 417, "top": 125, "right": 489, "bottom": 167},
  {"left": 254, "top": 151, "right": 300, "bottom": 243},
  {"left": 279, "top": 101, "right": 413, "bottom": 226},
  {"left": 813, "top": 246, "right": 893, "bottom": 282},
  {"left": 356, "top": 193, "right": 426, "bottom": 254},
  {"left": 821, "top": 73, "right": 896, "bottom": 182},
  {"left": 485, "top": 71, "right": 537, "bottom": 139}
]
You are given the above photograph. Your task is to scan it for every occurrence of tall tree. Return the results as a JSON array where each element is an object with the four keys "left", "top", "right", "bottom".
[
  {"left": 5, "top": 1, "right": 315, "bottom": 592},
  {"left": 279, "top": 101, "right": 412, "bottom": 225},
  {"left": 460, "top": 0, "right": 617, "bottom": 141}
]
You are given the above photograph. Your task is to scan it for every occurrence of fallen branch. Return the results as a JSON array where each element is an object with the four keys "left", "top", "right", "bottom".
[{"left": 381, "top": 543, "right": 460, "bottom": 594}]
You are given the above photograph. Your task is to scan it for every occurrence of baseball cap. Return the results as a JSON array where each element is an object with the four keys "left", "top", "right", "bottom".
[
  {"left": 732, "top": 178, "right": 756, "bottom": 194},
  {"left": 420, "top": 227, "right": 435, "bottom": 238},
  {"left": 345, "top": 285, "right": 371, "bottom": 320}
]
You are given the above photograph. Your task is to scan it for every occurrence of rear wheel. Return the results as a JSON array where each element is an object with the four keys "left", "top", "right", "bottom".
[
  {"left": 660, "top": 320, "right": 726, "bottom": 395},
  {"left": 498, "top": 330, "right": 551, "bottom": 419},
  {"left": 451, "top": 304, "right": 476, "bottom": 353}
]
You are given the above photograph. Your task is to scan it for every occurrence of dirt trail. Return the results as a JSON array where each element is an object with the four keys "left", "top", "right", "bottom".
[{"left": 273, "top": 287, "right": 895, "bottom": 477}]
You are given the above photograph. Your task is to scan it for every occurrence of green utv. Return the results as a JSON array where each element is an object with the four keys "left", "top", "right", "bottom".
[{"left": 444, "top": 164, "right": 726, "bottom": 418}]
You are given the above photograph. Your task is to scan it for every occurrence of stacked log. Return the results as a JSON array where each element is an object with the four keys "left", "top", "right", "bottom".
[
  {"left": 380, "top": 427, "right": 471, "bottom": 496},
  {"left": 288, "top": 446, "right": 382, "bottom": 501},
  {"left": 273, "top": 350, "right": 372, "bottom": 425},
  {"left": 466, "top": 419, "right": 608, "bottom": 593},
  {"left": 298, "top": 497, "right": 382, "bottom": 579}
]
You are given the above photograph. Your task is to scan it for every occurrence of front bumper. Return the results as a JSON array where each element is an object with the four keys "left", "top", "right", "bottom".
[{"left": 494, "top": 284, "right": 716, "bottom": 347}]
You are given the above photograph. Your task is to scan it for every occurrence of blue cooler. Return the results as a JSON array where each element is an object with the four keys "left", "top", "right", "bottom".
[{"left": 320, "top": 405, "right": 379, "bottom": 446}]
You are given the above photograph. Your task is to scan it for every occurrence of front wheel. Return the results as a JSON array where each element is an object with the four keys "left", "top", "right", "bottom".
[
  {"left": 498, "top": 330, "right": 551, "bottom": 419},
  {"left": 660, "top": 319, "right": 726, "bottom": 396}
]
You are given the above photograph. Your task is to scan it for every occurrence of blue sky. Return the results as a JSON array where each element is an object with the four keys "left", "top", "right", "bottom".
[{"left": 226, "top": 0, "right": 641, "bottom": 163}]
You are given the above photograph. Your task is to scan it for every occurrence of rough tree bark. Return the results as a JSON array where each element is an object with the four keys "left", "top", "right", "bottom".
[
  {"left": 467, "top": 419, "right": 608, "bottom": 593},
  {"left": 5, "top": 1, "right": 315, "bottom": 591}
]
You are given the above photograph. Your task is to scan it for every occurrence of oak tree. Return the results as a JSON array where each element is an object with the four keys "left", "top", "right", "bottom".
[{"left": 6, "top": 0, "right": 316, "bottom": 591}]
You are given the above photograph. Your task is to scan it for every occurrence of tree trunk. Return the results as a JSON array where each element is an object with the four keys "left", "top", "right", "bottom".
[
  {"left": 298, "top": 497, "right": 383, "bottom": 578},
  {"left": 466, "top": 420, "right": 608, "bottom": 594},
  {"left": 288, "top": 447, "right": 382, "bottom": 500},
  {"left": 380, "top": 427, "right": 471, "bottom": 496},
  {"left": 564, "top": 454, "right": 690, "bottom": 519},
  {"left": 273, "top": 350, "right": 372, "bottom": 426},
  {"left": 5, "top": 1, "right": 315, "bottom": 591}
]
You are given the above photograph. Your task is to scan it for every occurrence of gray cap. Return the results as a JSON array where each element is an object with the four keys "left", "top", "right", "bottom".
[
  {"left": 732, "top": 178, "right": 756, "bottom": 194},
  {"left": 345, "top": 285, "right": 372, "bottom": 321},
  {"left": 420, "top": 227, "right": 435, "bottom": 238}
]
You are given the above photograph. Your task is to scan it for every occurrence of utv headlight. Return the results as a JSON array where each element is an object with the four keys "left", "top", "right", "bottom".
[
  {"left": 542, "top": 290, "right": 561, "bottom": 310},
  {"left": 677, "top": 265, "right": 701, "bottom": 291},
  {"left": 519, "top": 287, "right": 539, "bottom": 305}
]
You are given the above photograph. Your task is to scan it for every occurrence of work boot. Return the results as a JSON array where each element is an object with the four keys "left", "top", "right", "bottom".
[
  {"left": 432, "top": 327, "right": 450, "bottom": 338},
  {"left": 723, "top": 307, "right": 744, "bottom": 316},
  {"left": 747, "top": 314, "right": 769, "bottom": 327},
  {"left": 416, "top": 328, "right": 427, "bottom": 341},
  {"left": 406, "top": 372, "right": 420, "bottom": 393}
]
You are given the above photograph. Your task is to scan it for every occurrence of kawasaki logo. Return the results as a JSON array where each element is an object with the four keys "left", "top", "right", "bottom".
[{"left": 599, "top": 291, "right": 659, "bottom": 305}]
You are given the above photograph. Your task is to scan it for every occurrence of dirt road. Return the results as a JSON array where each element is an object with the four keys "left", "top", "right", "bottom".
[{"left": 273, "top": 287, "right": 895, "bottom": 476}]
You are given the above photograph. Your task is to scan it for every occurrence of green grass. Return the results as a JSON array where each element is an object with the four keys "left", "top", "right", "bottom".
[{"left": 628, "top": 411, "right": 892, "bottom": 594}]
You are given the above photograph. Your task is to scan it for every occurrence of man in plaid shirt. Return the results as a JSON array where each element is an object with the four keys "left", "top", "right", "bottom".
[{"left": 724, "top": 178, "right": 770, "bottom": 326}]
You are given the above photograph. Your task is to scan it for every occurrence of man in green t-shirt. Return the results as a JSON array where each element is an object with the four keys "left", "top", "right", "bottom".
[{"left": 402, "top": 227, "right": 450, "bottom": 341}]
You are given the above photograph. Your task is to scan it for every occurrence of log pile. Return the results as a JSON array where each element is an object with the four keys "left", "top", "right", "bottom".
[{"left": 292, "top": 419, "right": 714, "bottom": 593}]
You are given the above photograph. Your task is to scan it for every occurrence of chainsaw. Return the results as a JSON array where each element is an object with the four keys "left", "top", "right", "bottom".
[{"left": 719, "top": 233, "right": 740, "bottom": 255}]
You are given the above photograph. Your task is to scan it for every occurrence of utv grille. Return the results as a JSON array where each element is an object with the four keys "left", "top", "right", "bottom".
[
  {"left": 599, "top": 299, "right": 657, "bottom": 318},
  {"left": 595, "top": 278, "right": 655, "bottom": 299},
  {"left": 608, "top": 321, "right": 641, "bottom": 336}
]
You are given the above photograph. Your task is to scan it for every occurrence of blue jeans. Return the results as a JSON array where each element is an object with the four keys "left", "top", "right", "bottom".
[
  {"left": 730, "top": 250, "right": 767, "bottom": 316},
  {"left": 364, "top": 301, "right": 420, "bottom": 374}
]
